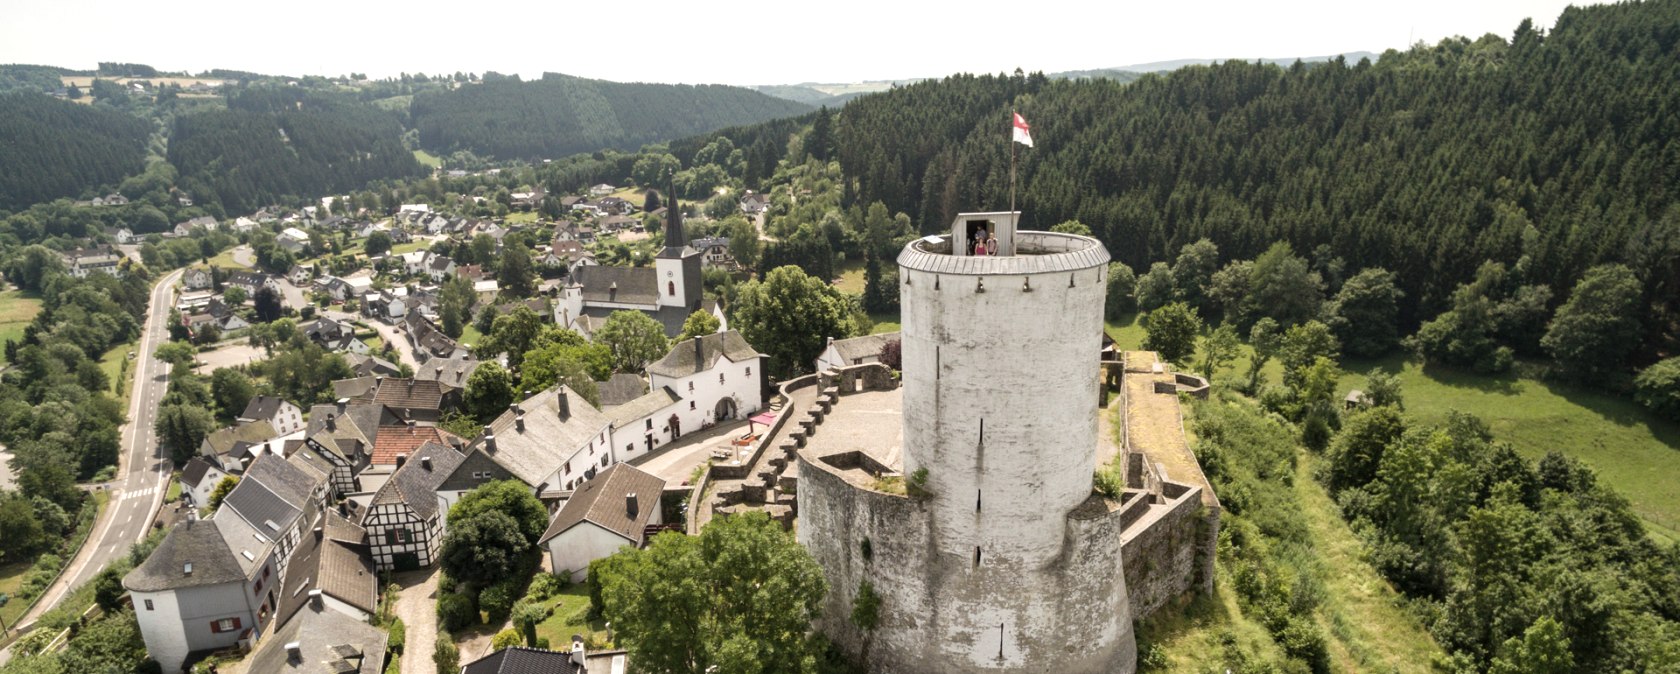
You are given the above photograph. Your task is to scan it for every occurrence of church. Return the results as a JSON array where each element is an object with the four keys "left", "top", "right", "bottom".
[{"left": 553, "top": 193, "right": 728, "bottom": 338}]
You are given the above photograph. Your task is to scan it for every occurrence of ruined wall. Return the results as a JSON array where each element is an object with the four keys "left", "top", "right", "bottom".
[
  {"left": 799, "top": 451, "right": 1137, "bottom": 673},
  {"left": 1120, "top": 483, "right": 1210, "bottom": 621}
]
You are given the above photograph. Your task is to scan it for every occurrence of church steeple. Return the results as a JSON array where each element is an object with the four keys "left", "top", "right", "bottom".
[{"left": 662, "top": 175, "right": 686, "bottom": 252}]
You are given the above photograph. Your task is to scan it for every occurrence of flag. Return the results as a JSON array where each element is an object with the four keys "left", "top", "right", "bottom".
[{"left": 1012, "top": 112, "right": 1033, "bottom": 147}]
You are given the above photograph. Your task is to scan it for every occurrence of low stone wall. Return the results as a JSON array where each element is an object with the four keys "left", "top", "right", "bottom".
[
  {"left": 1173, "top": 373, "right": 1211, "bottom": 399},
  {"left": 1120, "top": 482, "right": 1207, "bottom": 622}
]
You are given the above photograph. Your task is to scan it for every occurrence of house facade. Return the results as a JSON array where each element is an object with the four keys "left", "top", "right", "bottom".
[
  {"left": 360, "top": 444, "right": 464, "bottom": 571},
  {"left": 538, "top": 463, "right": 666, "bottom": 581},
  {"left": 125, "top": 518, "right": 280, "bottom": 674},
  {"left": 646, "top": 331, "right": 766, "bottom": 437}
]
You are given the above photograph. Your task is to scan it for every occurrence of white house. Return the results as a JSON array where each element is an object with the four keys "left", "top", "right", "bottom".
[
  {"left": 183, "top": 268, "right": 213, "bottom": 291},
  {"left": 435, "top": 386, "right": 615, "bottom": 510},
  {"left": 646, "top": 331, "right": 766, "bottom": 436},
  {"left": 124, "top": 517, "right": 280, "bottom": 674},
  {"left": 180, "top": 456, "right": 230, "bottom": 508},
  {"left": 473, "top": 279, "right": 499, "bottom": 304},
  {"left": 589, "top": 183, "right": 617, "bottom": 196},
  {"left": 278, "top": 227, "right": 311, "bottom": 254},
  {"left": 814, "top": 332, "right": 900, "bottom": 373},
  {"left": 230, "top": 217, "right": 259, "bottom": 234},
  {"left": 238, "top": 396, "right": 306, "bottom": 435},
  {"left": 538, "top": 464, "right": 666, "bottom": 581}
]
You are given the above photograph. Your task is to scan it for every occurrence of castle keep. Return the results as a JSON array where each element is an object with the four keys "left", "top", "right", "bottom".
[{"left": 795, "top": 212, "right": 1220, "bottom": 673}]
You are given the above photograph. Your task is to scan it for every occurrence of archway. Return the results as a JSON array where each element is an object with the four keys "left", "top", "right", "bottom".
[{"left": 714, "top": 397, "right": 738, "bottom": 421}]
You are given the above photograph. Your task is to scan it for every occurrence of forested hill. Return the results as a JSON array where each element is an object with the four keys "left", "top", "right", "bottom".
[
  {"left": 0, "top": 93, "right": 149, "bottom": 210},
  {"left": 830, "top": 0, "right": 1680, "bottom": 324},
  {"left": 168, "top": 88, "right": 426, "bottom": 214},
  {"left": 410, "top": 72, "right": 812, "bottom": 160}
]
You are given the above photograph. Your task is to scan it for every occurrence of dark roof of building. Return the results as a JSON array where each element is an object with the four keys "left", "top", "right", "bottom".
[
  {"left": 576, "top": 301, "right": 719, "bottom": 340},
  {"left": 415, "top": 354, "right": 480, "bottom": 387},
  {"left": 181, "top": 456, "right": 221, "bottom": 489},
  {"left": 345, "top": 353, "right": 403, "bottom": 378},
  {"left": 538, "top": 463, "right": 665, "bottom": 546},
  {"left": 458, "top": 386, "right": 612, "bottom": 488},
  {"left": 828, "top": 332, "right": 900, "bottom": 365},
  {"left": 368, "top": 441, "right": 464, "bottom": 521},
  {"left": 246, "top": 601, "right": 387, "bottom": 674},
  {"left": 123, "top": 518, "right": 255, "bottom": 592},
  {"left": 462, "top": 647, "right": 584, "bottom": 674},
  {"left": 597, "top": 373, "right": 648, "bottom": 409},
  {"left": 278, "top": 511, "right": 376, "bottom": 625},
  {"left": 571, "top": 265, "right": 658, "bottom": 306},
  {"left": 646, "top": 330, "right": 760, "bottom": 379},
  {"left": 221, "top": 475, "right": 302, "bottom": 540},
  {"left": 370, "top": 425, "right": 463, "bottom": 466},
  {"left": 244, "top": 452, "right": 325, "bottom": 507},
  {"left": 363, "top": 378, "right": 457, "bottom": 412}
]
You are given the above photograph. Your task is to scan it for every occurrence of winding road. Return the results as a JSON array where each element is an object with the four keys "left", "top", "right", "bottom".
[{"left": 10, "top": 269, "right": 181, "bottom": 635}]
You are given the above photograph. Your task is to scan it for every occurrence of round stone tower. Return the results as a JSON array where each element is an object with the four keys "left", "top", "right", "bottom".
[{"left": 797, "top": 211, "right": 1135, "bottom": 674}]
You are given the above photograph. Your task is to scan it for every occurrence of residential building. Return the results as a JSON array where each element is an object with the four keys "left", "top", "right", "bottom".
[
  {"left": 244, "top": 597, "right": 386, "bottom": 674},
  {"left": 217, "top": 453, "right": 329, "bottom": 577},
  {"left": 303, "top": 401, "right": 397, "bottom": 495},
  {"left": 435, "top": 386, "right": 614, "bottom": 510},
  {"left": 274, "top": 511, "right": 378, "bottom": 625},
  {"left": 539, "top": 464, "right": 666, "bottom": 581},
  {"left": 200, "top": 421, "right": 279, "bottom": 472},
  {"left": 369, "top": 423, "right": 462, "bottom": 470},
  {"left": 463, "top": 642, "right": 627, "bottom": 674},
  {"left": 360, "top": 442, "right": 464, "bottom": 570},
  {"left": 62, "top": 245, "right": 123, "bottom": 278},
  {"left": 278, "top": 227, "right": 311, "bottom": 253},
  {"left": 646, "top": 331, "right": 766, "bottom": 436},
  {"left": 180, "top": 456, "right": 229, "bottom": 508},
  {"left": 345, "top": 353, "right": 403, "bottom": 379},
  {"left": 689, "top": 236, "right": 734, "bottom": 268},
  {"left": 414, "top": 353, "right": 480, "bottom": 388},
  {"left": 596, "top": 373, "right": 648, "bottom": 409},
  {"left": 124, "top": 517, "right": 279, "bottom": 674},
  {"left": 183, "top": 268, "right": 213, "bottom": 290},
  {"left": 336, "top": 376, "right": 462, "bottom": 423},
  {"left": 589, "top": 183, "right": 617, "bottom": 196},
  {"left": 239, "top": 396, "right": 305, "bottom": 435},
  {"left": 813, "top": 332, "right": 901, "bottom": 373}
]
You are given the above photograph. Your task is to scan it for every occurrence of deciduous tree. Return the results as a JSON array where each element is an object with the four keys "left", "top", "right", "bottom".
[
  {"left": 595, "top": 311, "right": 671, "bottom": 373},
  {"left": 1142, "top": 302, "right": 1202, "bottom": 365},
  {"left": 732, "top": 266, "right": 855, "bottom": 377}
]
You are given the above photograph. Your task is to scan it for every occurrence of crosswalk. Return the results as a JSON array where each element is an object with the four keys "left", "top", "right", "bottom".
[{"left": 116, "top": 486, "right": 158, "bottom": 501}]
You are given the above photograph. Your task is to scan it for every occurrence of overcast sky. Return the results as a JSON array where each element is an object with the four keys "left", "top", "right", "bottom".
[{"left": 3, "top": 0, "right": 1600, "bottom": 86}]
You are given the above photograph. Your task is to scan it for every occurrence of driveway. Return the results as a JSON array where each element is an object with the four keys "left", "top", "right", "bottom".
[
  {"left": 392, "top": 568, "right": 440, "bottom": 674},
  {"left": 322, "top": 310, "right": 419, "bottom": 371},
  {"left": 231, "top": 244, "right": 256, "bottom": 268}
]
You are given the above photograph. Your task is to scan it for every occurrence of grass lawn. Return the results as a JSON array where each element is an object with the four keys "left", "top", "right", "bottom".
[
  {"left": 531, "top": 583, "right": 609, "bottom": 648},
  {"left": 866, "top": 312, "right": 900, "bottom": 335},
  {"left": 99, "top": 341, "right": 136, "bottom": 404},
  {"left": 503, "top": 211, "right": 539, "bottom": 224},
  {"left": 832, "top": 259, "right": 866, "bottom": 294},
  {"left": 206, "top": 248, "right": 250, "bottom": 270},
  {"left": 413, "top": 149, "right": 442, "bottom": 169},
  {"left": 0, "top": 560, "right": 32, "bottom": 630},
  {"left": 1136, "top": 566, "right": 1289, "bottom": 669},
  {"left": 1338, "top": 355, "right": 1680, "bottom": 543},
  {"left": 0, "top": 289, "right": 42, "bottom": 348},
  {"left": 458, "top": 324, "right": 484, "bottom": 349},
  {"left": 391, "top": 241, "right": 428, "bottom": 256},
  {"left": 165, "top": 476, "right": 182, "bottom": 503}
]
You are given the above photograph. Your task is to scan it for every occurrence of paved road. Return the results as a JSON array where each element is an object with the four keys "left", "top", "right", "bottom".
[
  {"left": 321, "top": 310, "right": 419, "bottom": 371},
  {"left": 14, "top": 269, "right": 180, "bottom": 632}
]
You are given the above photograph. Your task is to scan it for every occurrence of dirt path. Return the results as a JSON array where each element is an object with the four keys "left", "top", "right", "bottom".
[{"left": 392, "top": 569, "right": 440, "bottom": 674}]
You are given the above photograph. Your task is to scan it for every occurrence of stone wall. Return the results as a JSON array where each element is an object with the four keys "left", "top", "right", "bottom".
[{"left": 1120, "top": 481, "right": 1210, "bottom": 621}]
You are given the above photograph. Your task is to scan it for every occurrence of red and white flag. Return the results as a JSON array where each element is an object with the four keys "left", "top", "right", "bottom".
[{"left": 1012, "top": 112, "right": 1034, "bottom": 147}]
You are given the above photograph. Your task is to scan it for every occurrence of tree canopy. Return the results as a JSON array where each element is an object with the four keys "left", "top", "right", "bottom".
[{"left": 731, "top": 266, "right": 855, "bottom": 377}]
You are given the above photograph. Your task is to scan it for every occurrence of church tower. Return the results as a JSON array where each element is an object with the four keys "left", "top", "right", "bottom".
[{"left": 654, "top": 181, "right": 703, "bottom": 312}]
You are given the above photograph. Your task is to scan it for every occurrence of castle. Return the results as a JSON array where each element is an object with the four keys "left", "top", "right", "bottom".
[{"left": 792, "top": 212, "right": 1221, "bottom": 673}]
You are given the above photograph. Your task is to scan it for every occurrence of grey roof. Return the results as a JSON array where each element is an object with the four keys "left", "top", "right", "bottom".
[
  {"left": 416, "top": 354, "right": 481, "bottom": 387},
  {"left": 897, "top": 230, "right": 1110, "bottom": 275},
  {"left": 181, "top": 456, "right": 220, "bottom": 489},
  {"left": 203, "top": 420, "right": 279, "bottom": 456},
  {"left": 278, "top": 512, "right": 376, "bottom": 625},
  {"left": 462, "top": 647, "right": 583, "bottom": 674},
  {"left": 123, "top": 518, "right": 256, "bottom": 592},
  {"left": 245, "top": 452, "right": 325, "bottom": 507},
  {"left": 607, "top": 386, "right": 681, "bottom": 428},
  {"left": 647, "top": 330, "right": 761, "bottom": 379},
  {"left": 222, "top": 476, "right": 302, "bottom": 541},
  {"left": 369, "top": 441, "right": 463, "bottom": 521},
  {"left": 345, "top": 353, "right": 402, "bottom": 378},
  {"left": 538, "top": 463, "right": 666, "bottom": 545},
  {"left": 571, "top": 265, "right": 659, "bottom": 305},
  {"left": 828, "top": 332, "right": 900, "bottom": 364},
  {"left": 246, "top": 602, "right": 387, "bottom": 674},
  {"left": 576, "top": 301, "right": 718, "bottom": 339},
  {"left": 597, "top": 373, "right": 648, "bottom": 409},
  {"left": 458, "top": 385, "right": 613, "bottom": 489}
]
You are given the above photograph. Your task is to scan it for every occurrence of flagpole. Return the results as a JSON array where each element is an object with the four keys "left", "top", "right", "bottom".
[{"left": 1009, "top": 109, "right": 1017, "bottom": 220}]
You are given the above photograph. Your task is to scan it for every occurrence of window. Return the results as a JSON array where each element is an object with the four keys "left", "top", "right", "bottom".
[
  {"left": 668, "top": 281, "right": 675, "bottom": 296},
  {"left": 253, "top": 579, "right": 263, "bottom": 595},
  {"left": 263, "top": 567, "right": 271, "bottom": 579},
  {"left": 564, "top": 461, "right": 571, "bottom": 473},
  {"left": 746, "top": 366, "right": 751, "bottom": 376},
  {"left": 689, "top": 401, "right": 696, "bottom": 410},
  {"left": 719, "top": 373, "right": 725, "bottom": 384},
  {"left": 144, "top": 599, "right": 154, "bottom": 611},
  {"left": 687, "top": 381, "right": 694, "bottom": 393},
  {"left": 386, "top": 530, "right": 399, "bottom": 545},
  {"left": 600, "top": 455, "right": 609, "bottom": 467},
  {"left": 645, "top": 419, "right": 652, "bottom": 431},
  {"left": 211, "top": 617, "right": 242, "bottom": 633}
]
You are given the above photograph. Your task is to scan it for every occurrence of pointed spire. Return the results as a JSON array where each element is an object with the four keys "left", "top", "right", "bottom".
[{"left": 664, "top": 173, "right": 685, "bottom": 250}]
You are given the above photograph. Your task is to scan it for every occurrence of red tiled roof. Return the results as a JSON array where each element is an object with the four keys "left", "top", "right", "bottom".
[{"left": 370, "top": 425, "right": 463, "bottom": 466}]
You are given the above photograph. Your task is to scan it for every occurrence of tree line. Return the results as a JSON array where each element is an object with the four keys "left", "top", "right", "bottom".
[{"left": 0, "top": 93, "right": 150, "bottom": 210}]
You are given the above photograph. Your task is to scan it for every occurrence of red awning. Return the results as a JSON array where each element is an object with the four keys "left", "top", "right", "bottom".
[{"left": 749, "top": 412, "right": 777, "bottom": 426}]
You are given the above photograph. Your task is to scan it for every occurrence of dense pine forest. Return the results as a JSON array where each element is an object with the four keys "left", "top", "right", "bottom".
[
  {"left": 829, "top": 1, "right": 1680, "bottom": 343},
  {"left": 167, "top": 88, "right": 427, "bottom": 214},
  {"left": 0, "top": 93, "right": 150, "bottom": 210},
  {"left": 409, "top": 72, "right": 811, "bottom": 160}
]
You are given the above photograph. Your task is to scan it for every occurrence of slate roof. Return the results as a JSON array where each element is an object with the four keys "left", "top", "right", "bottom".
[
  {"left": 646, "top": 330, "right": 761, "bottom": 379},
  {"left": 345, "top": 353, "right": 403, "bottom": 378},
  {"left": 415, "top": 354, "right": 480, "bottom": 387},
  {"left": 351, "top": 378, "right": 458, "bottom": 413},
  {"left": 597, "top": 373, "right": 648, "bottom": 409},
  {"left": 828, "top": 332, "right": 900, "bottom": 365},
  {"left": 246, "top": 601, "right": 387, "bottom": 674},
  {"left": 607, "top": 387, "right": 681, "bottom": 429},
  {"left": 458, "top": 385, "right": 612, "bottom": 489},
  {"left": 213, "top": 511, "right": 275, "bottom": 576},
  {"left": 368, "top": 441, "right": 463, "bottom": 521},
  {"left": 244, "top": 452, "right": 325, "bottom": 507},
  {"left": 222, "top": 475, "right": 302, "bottom": 540},
  {"left": 538, "top": 463, "right": 665, "bottom": 546},
  {"left": 462, "top": 647, "right": 584, "bottom": 674},
  {"left": 203, "top": 421, "right": 279, "bottom": 457},
  {"left": 123, "top": 519, "right": 256, "bottom": 592},
  {"left": 575, "top": 301, "right": 719, "bottom": 339},
  {"left": 370, "top": 425, "right": 463, "bottom": 466},
  {"left": 277, "top": 511, "right": 376, "bottom": 625},
  {"left": 571, "top": 265, "right": 658, "bottom": 305},
  {"left": 181, "top": 456, "right": 220, "bottom": 489}
]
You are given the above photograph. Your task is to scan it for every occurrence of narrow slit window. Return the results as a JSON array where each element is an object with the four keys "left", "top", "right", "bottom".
[
  {"left": 979, "top": 418, "right": 984, "bottom": 445},
  {"left": 976, "top": 490, "right": 982, "bottom": 512},
  {"left": 974, "top": 546, "right": 982, "bottom": 567}
]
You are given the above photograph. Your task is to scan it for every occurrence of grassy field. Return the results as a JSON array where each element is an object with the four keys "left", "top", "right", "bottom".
[
  {"left": 833, "top": 259, "right": 866, "bottom": 293},
  {"left": 0, "top": 560, "right": 31, "bottom": 631},
  {"left": 459, "top": 324, "right": 484, "bottom": 348},
  {"left": 413, "top": 149, "right": 442, "bottom": 169},
  {"left": 99, "top": 341, "right": 136, "bottom": 404},
  {"left": 391, "top": 240, "right": 429, "bottom": 256},
  {"left": 531, "top": 583, "right": 609, "bottom": 648},
  {"left": 205, "top": 248, "right": 250, "bottom": 270},
  {"left": 1338, "top": 355, "right": 1680, "bottom": 543},
  {"left": 0, "top": 290, "right": 42, "bottom": 348},
  {"left": 503, "top": 211, "right": 539, "bottom": 224}
]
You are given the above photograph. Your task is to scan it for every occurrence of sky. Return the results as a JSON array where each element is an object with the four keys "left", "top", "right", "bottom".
[{"left": 2, "top": 0, "right": 1604, "bottom": 87}]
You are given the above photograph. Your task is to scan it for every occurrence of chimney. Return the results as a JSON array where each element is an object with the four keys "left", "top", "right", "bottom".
[
  {"left": 375, "top": 375, "right": 384, "bottom": 388},
  {"left": 421, "top": 456, "right": 433, "bottom": 471},
  {"left": 324, "top": 413, "right": 336, "bottom": 431},
  {"left": 515, "top": 413, "right": 525, "bottom": 433},
  {"left": 307, "top": 589, "right": 323, "bottom": 609},
  {"left": 626, "top": 492, "right": 638, "bottom": 519},
  {"left": 285, "top": 642, "right": 303, "bottom": 664},
  {"left": 407, "top": 379, "right": 415, "bottom": 392},
  {"left": 558, "top": 390, "right": 571, "bottom": 419},
  {"left": 485, "top": 431, "right": 497, "bottom": 453},
  {"left": 336, "top": 398, "right": 348, "bottom": 414},
  {"left": 406, "top": 419, "right": 416, "bottom": 433},
  {"left": 395, "top": 453, "right": 407, "bottom": 469},
  {"left": 571, "top": 635, "right": 587, "bottom": 666},
  {"left": 693, "top": 335, "right": 704, "bottom": 367},
  {"left": 313, "top": 526, "right": 323, "bottom": 540}
]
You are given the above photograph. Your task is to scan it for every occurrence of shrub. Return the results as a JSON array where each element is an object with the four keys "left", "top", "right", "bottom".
[
  {"left": 905, "top": 467, "right": 931, "bottom": 500},
  {"left": 479, "top": 579, "right": 518, "bottom": 621},
  {"left": 525, "top": 573, "right": 565, "bottom": 602},
  {"left": 491, "top": 628, "right": 522, "bottom": 650},
  {"left": 386, "top": 617, "right": 406, "bottom": 655},
  {"left": 437, "top": 572, "right": 457, "bottom": 594},
  {"left": 434, "top": 631, "right": 459, "bottom": 673},
  {"left": 1634, "top": 357, "right": 1680, "bottom": 421},
  {"left": 849, "top": 580, "right": 881, "bottom": 632},
  {"left": 437, "top": 591, "right": 477, "bottom": 632}
]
